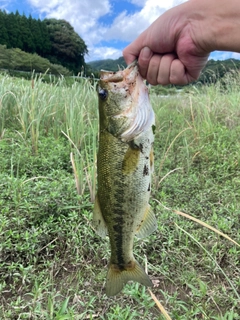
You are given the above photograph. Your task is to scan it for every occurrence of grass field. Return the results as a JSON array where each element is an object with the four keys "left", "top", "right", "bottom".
[{"left": 0, "top": 71, "right": 239, "bottom": 319}]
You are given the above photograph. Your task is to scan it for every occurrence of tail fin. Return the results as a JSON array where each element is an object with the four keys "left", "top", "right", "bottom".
[{"left": 105, "top": 259, "right": 152, "bottom": 297}]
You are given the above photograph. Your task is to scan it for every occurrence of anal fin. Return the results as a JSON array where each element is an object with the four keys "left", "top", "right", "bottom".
[
  {"left": 92, "top": 194, "right": 108, "bottom": 238},
  {"left": 135, "top": 205, "right": 157, "bottom": 239}
]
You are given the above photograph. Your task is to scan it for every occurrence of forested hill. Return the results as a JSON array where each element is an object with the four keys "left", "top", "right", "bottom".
[
  {"left": 87, "top": 57, "right": 126, "bottom": 72},
  {"left": 87, "top": 57, "right": 240, "bottom": 84},
  {"left": 0, "top": 10, "right": 88, "bottom": 74},
  {"left": 198, "top": 58, "right": 240, "bottom": 83}
]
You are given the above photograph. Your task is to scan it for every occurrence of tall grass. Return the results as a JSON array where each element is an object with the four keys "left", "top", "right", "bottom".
[
  {"left": 152, "top": 78, "right": 240, "bottom": 191},
  {"left": 0, "top": 73, "right": 98, "bottom": 198},
  {"left": 0, "top": 71, "right": 239, "bottom": 319}
]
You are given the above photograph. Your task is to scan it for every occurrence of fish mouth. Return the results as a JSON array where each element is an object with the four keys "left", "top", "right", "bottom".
[
  {"left": 100, "top": 60, "right": 138, "bottom": 83},
  {"left": 100, "top": 72, "right": 124, "bottom": 83},
  {"left": 99, "top": 61, "right": 154, "bottom": 142}
]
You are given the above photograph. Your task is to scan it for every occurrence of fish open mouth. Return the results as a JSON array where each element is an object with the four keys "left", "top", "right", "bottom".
[
  {"left": 100, "top": 60, "right": 138, "bottom": 83},
  {"left": 100, "top": 72, "right": 124, "bottom": 83}
]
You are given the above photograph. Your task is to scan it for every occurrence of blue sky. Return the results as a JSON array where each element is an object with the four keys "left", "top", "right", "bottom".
[{"left": 1, "top": 0, "right": 240, "bottom": 62}]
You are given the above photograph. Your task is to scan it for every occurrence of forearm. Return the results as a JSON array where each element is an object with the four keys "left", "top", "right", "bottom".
[{"left": 186, "top": 0, "right": 240, "bottom": 53}]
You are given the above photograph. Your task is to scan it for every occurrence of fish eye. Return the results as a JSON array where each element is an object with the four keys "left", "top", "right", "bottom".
[{"left": 99, "top": 88, "right": 108, "bottom": 100}]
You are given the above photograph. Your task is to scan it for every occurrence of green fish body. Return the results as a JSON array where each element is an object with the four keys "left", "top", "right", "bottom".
[{"left": 93, "top": 61, "right": 157, "bottom": 297}]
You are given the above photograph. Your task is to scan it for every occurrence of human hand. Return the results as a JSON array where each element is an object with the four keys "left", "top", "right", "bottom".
[{"left": 123, "top": 2, "right": 210, "bottom": 86}]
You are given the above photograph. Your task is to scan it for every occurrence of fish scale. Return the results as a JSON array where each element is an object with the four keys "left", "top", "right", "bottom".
[{"left": 93, "top": 61, "right": 157, "bottom": 297}]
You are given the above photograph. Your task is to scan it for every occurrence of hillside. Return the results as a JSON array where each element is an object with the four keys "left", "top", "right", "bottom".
[
  {"left": 198, "top": 58, "right": 240, "bottom": 83},
  {"left": 87, "top": 56, "right": 126, "bottom": 73},
  {"left": 0, "top": 44, "right": 70, "bottom": 76}
]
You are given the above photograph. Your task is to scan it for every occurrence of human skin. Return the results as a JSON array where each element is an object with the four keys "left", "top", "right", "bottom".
[{"left": 123, "top": 0, "right": 240, "bottom": 85}]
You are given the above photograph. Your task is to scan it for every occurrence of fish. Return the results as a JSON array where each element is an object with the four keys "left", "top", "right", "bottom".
[{"left": 93, "top": 61, "right": 157, "bottom": 297}]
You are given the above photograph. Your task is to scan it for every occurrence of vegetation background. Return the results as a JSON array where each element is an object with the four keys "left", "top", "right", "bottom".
[
  {"left": 0, "top": 9, "right": 239, "bottom": 320},
  {"left": 0, "top": 10, "right": 87, "bottom": 74}
]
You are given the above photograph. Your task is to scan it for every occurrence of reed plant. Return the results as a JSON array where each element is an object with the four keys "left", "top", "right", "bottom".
[{"left": 0, "top": 73, "right": 98, "bottom": 198}]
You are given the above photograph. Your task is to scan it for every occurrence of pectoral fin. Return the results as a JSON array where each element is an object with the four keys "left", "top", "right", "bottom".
[
  {"left": 92, "top": 194, "right": 108, "bottom": 238},
  {"left": 135, "top": 205, "right": 157, "bottom": 239},
  {"left": 122, "top": 144, "right": 140, "bottom": 175}
]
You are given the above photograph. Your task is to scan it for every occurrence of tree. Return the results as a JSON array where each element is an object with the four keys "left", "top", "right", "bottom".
[
  {"left": 0, "top": 10, "right": 9, "bottom": 46},
  {"left": 38, "top": 19, "right": 51, "bottom": 56},
  {"left": 44, "top": 18, "right": 88, "bottom": 73},
  {"left": 28, "top": 16, "right": 48, "bottom": 55},
  {"left": 18, "top": 14, "right": 35, "bottom": 52},
  {"left": 6, "top": 12, "right": 22, "bottom": 49},
  {"left": 0, "top": 44, "right": 13, "bottom": 69}
]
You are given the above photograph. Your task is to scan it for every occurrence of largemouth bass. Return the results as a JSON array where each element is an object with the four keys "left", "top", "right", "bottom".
[{"left": 93, "top": 61, "right": 157, "bottom": 297}]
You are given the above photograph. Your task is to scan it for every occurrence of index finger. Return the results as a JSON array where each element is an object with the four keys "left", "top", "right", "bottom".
[
  {"left": 122, "top": 45, "right": 138, "bottom": 65},
  {"left": 123, "top": 31, "right": 147, "bottom": 65}
]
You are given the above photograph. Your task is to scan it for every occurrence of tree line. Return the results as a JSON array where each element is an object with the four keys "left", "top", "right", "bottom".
[{"left": 0, "top": 10, "right": 88, "bottom": 74}]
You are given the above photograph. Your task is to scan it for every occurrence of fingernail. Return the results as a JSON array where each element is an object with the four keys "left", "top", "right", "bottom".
[{"left": 141, "top": 47, "right": 152, "bottom": 60}]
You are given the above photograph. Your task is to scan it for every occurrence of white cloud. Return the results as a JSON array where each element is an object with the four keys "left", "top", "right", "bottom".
[
  {"left": 231, "top": 52, "right": 240, "bottom": 60},
  {"left": 129, "top": 0, "right": 186, "bottom": 9},
  {"left": 86, "top": 46, "right": 122, "bottom": 62},
  {"left": 28, "top": 0, "right": 63, "bottom": 12},
  {"left": 103, "top": 2, "right": 168, "bottom": 42},
  {"left": 28, "top": 0, "right": 110, "bottom": 17}
]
